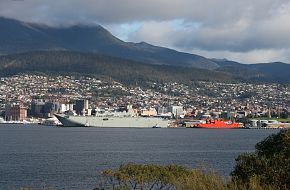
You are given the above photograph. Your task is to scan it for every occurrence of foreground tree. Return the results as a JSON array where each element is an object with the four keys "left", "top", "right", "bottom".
[
  {"left": 96, "top": 163, "right": 278, "bottom": 190},
  {"left": 231, "top": 129, "right": 290, "bottom": 189},
  {"left": 96, "top": 163, "right": 228, "bottom": 190}
]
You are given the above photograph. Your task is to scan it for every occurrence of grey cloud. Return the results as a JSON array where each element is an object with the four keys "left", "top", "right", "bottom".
[
  {"left": 178, "top": 14, "right": 290, "bottom": 52},
  {"left": 0, "top": 0, "right": 285, "bottom": 25}
]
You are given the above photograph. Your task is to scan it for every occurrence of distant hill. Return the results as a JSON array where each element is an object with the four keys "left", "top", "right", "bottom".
[
  {"left": 248, "top": 62, "right": 290, "bottom": 83},
  {"left": 0, "top": 51, "right": 234, "bottom": 85},
  {"left": 213, "top": 59, "right": 290, "bottom": 84},
  {"left": 0, "top": 17, "right": 218, "bottom": 70}
]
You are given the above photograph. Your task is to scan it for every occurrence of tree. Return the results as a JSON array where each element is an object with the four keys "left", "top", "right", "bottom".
[
  {"left": 231, "top": 129, "right": 290, "bottom": 189},
  {"left": 97, "top": 163, "right": 230, "bottom": 190}
]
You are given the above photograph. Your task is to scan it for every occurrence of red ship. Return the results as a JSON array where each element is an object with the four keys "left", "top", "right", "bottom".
[{"left": 193, "top": 119, "right": 240, "bottom": 129}]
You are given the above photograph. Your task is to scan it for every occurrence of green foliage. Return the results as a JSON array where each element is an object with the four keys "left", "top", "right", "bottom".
[
  {"left": 97, "top": 163, "right": 277, "bottom": 190},
  {"left": 256, "top": 130, "right": 290, "bottom": 157},
  {"left": 99, "top": 163, "right": 183, "bottom": 190},
  {"left": 231, "top": 129, "right": 290, "bottom": 189},
  {"left": 95, "top": 88, "right": 130, "bottom": 97}
]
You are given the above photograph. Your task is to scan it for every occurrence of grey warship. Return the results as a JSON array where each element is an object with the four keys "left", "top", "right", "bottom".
[
  {"left": 55, "top": 112, "right": 170, "bottom": 128},
  {"left": 55, "top": 104, "right": 171, "bottom": 128}
]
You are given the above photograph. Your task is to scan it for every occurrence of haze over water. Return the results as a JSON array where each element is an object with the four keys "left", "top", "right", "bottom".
[{"left": 0, "top": 125, "right": 279, "bottom": 189}]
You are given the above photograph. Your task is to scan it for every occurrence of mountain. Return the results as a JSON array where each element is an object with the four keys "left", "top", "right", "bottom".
[
  {"left": 0, "top": 51, "right": 234, "bottom": 85},
  {"left": 0, "top": 17, "right": 289, "bottom": 84},
  {"left": 248, "top": 62, "right": 290, "bottom": 83},
  {"left": 0, "top": 17, "right": 218, "bottom": 70},
  {"left": 214, "top": 59, "right": 290, "bottom": 84}
]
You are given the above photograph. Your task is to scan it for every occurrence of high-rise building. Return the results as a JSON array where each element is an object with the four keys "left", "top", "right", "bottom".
[
  {"left": 75, "top": 100, "right": 89, "bottom": 115},
  {"left": 170, "top": 106, "right": 184, "bottom": 117},
  {"left": 5, "top": 103, "right": 27, "bottom": 121}
]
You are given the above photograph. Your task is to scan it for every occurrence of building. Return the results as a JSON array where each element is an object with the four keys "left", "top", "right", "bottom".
[
  {"left": 171, "top": 106, "right": 184, "bottom": 117},
  {"left": 60, "top": 103, "right": 74, "bottom": 113},
  {"left": 30, "top": 101, "right": 45, "bottom": 117},
  {"left": 74, "top": 99, "right": 89, "bottom": 115},
  {"left": 5, "top": 103, "right": 27, "bottom": 121},
  {"left": 140, "top": 108, "right": 157, "bottom": 116},
  {"left": 43, "top": 102, "right": 60, "bottom": 117},
  {"left": 236, "top": 111, "right": 248, "bottom": 118},
  {"left": 157, "top": 106, "right": 171, "bottom": 115},
  {"left": 29, "top": 100, "right": 62, "bottom": 117}
]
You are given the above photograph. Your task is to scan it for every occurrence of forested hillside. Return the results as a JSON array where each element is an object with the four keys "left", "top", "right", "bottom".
[
  {"left": 0, "top": 17, "right": 218, "bottom": 70},
  {"left": 0, "top": 51, "right": 234, "bottom": 85}
]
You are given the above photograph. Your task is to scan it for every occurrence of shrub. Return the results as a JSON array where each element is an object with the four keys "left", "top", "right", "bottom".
[{"left": 231, "top": 129, "right": 290, "bottom": 189}]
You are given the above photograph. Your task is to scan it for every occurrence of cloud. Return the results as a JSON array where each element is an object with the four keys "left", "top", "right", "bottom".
[
  {"left": 0, "top": 0, "right": 282, "bottom": 24},
  {"left": 190, "top": 48, "right": 290, "bottom": 64},
  {"left": 128, "top": 21, "right": 177, "bottom": 48},
  {"left": 0, "top": 0, "right": 290, "bottom": 63}
]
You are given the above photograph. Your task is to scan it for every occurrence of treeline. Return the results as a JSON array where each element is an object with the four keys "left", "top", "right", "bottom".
[
  {"left": 97, "top": 130, "right": 290, "bottom": 190},
  {"left": 0, "top": 51, "right": 234, "bottom": 85}
]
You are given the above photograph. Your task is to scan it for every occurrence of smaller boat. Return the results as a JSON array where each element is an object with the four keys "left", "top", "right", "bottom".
[
  {"left": 0, "top": 117, "right": 6, "bottom": 124},
  {"left": 41, "top": 117, "right": 62, "bottom": 126},
  {"left": 152, "top": 124, "right": 161, "bottom": 128},
  {"left": 192, "top": 119, "right": 240, "bottom": 129}
]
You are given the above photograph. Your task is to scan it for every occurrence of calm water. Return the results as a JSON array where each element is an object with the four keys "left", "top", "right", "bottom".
[{"left": 0, "top": 125, "right": 279, "bottom": 190}]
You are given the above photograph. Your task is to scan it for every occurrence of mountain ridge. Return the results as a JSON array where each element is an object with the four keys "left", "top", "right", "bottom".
[
  {"left": 0, "top": 17, "right": 219, "bottom": 70},
  {"left": 0, "top": 17, "right": 289, "bottom": 84}
]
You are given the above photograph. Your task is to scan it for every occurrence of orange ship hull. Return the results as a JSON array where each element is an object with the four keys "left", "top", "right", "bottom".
[{"left": 194, "top": 119, "right": 240, "bottom": 129}]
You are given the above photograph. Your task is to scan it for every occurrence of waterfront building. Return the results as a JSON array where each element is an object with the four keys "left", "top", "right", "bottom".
[
  {"left": 60, "top": 103, "right": 74, "bottom": 113},
  {"left": 157, "top": 106, "right": 171, "bottom": 115},
  {"left": 171, "top": 106, "right": 184, "bottom": 117},
  {"left": 236, "top": 111, "right": 248, "bottom": 118},
  {"left": 43, "top": 102, "right": 60, "bottom": 117},
  {"left": 5, "top": 103, "right": 27, "bottom": 121},
  {"left": 75, "top": 99, "right": 89, "bottom": 115},
  {"left": 140, "top": 108, "right": 157, "bottom": 116},
  {"left": 30, "top": 101, "right": 45, "bottom": 117}
]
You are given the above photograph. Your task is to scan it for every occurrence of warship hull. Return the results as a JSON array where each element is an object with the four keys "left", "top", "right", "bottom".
[{"left": 55, "top": 114, "right": 169, "bottom": 128}]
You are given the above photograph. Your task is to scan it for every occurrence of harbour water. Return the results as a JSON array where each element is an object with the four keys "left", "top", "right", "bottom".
[{"left": 0, "top": 125, "right": 279, "bottom": 190}]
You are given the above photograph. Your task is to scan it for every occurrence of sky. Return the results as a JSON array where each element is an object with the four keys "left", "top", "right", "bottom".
[{"left": 1, "top": 0, "right": 290, "bottom": 64}]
